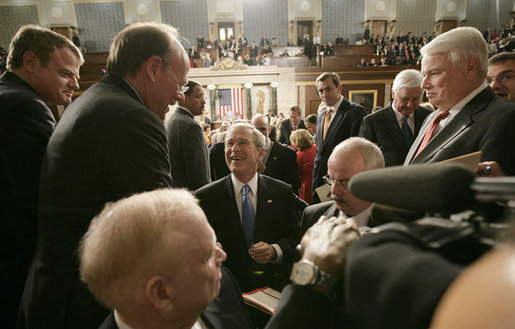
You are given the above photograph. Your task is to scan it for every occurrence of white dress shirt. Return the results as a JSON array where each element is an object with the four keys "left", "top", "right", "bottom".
[
  {"left": 392, "top": 103, "right": 415, "bottom": 134},
  {"left": 325, "top": 96, "right": 344, "bottom": 128},
  {"left": 230, "top": 173, "right": 283, "bottom": 262},
  {"left": 114, "top": 310, "right": 207, "bottom": 329},
  {"left": 433, "top": 82, "right": 489, "bottom": 136}
]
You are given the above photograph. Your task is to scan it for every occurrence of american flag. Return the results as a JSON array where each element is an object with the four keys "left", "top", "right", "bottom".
[{"left": 218, "top": 88, "right": 244, "bottom": 120}]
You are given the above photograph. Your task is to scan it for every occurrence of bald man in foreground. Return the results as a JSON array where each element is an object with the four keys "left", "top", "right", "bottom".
[{"left": 80, "top": 189, "right": 253, "bottom": 329}]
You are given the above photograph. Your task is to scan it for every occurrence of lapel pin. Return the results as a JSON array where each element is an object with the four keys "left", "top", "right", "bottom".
[{"left": 267, "top": 199, "right": 273, "bottom": 203}]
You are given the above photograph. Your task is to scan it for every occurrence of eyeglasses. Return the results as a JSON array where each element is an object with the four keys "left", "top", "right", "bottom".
[
  {"left": 170, "top": 69, "right": 189, "bottom": 94},
  {"left": 323, "top": 175, "right": 350, "bottom": 189},
  {"left": 486, "top": 73, "right": 515, "bottom": 85}
]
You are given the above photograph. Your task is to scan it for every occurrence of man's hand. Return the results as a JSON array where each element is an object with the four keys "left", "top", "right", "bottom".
[
  {"left": 477, "top": 161, "right": 504, "bottom": 177},
  {"left": 249, "top": 242, "right": 277, "bottom": 263},
  {"left": 300, "top": 216, "right": 360, "bottom": 279}
]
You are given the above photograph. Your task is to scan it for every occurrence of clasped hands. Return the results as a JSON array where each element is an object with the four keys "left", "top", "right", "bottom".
[
  {"left": 300, "top": 215, "right": 361, "bottom": 279},
  {"left": 249, "top": 242, "right": 277, "bottom": 264}
]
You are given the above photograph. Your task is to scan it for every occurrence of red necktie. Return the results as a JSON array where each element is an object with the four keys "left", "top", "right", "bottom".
[
  {"left": 415, "top": 110, "right": 450, "bottom": 157},
  {"left": 292, "top": 125, "right": 296, "bottom": 131}
]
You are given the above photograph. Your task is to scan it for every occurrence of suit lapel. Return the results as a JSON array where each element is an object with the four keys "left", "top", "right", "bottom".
[
  {"left": 222, "top": 175, "right": 246, "bottom": 234},
  {"left": 383, "top": 106, "right": 408, "bottom": 150},
  {"left": 405, "top": 110, "right": 437, "bottom": 164},
  {"left": 254, "top": 175, "right": 273, "bottom": 241},
  {"left": 322, "top": 100, "right": 347, "bottom": 147},
  {"left": 323, "top": 202, "right": 339, "bottom": 218},
  {"left": 412, "top": 88, "right": 494, "bottom": 163}
]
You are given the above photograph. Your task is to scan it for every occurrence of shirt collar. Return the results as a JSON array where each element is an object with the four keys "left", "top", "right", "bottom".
[
  {"left": 339, "top": 205, "right": 372, "bottom": 227},
  {"left": 231, "top": 172, "right": 258, "bottom": 196},
  {"left": 447, "top": 82, "right": 488, "bottom": 113},
  {"left": 391, "top": 102, "right": 414, "bottom": 122},
  {"left": 329, "top": 95, "right": 344, "bottom": 112},
  {"left": 114, "top": 310, "right": 135, "bottom": 329},
  {"left": 442, "top": 82, "right": 488, "bottom": 125}
]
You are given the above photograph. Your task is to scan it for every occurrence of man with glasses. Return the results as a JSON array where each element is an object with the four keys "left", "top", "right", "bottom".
[
  {"left": 167, "top": 80, "right": 211, "bottom": 190},
  {"left": 359, "top": 69, "right": 431, "bottom": 166},
  {"left": 300, "top": 137, "right": 384, "bottom": 235},
  {"left": 487, "top": 52, "right": 515, "bottom": 101},
  {"left": 19, "top": 22, "right": 188, "bottom": 329}
]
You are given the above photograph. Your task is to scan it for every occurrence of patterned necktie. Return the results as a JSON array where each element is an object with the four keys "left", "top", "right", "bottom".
[
  {"left": 401, "top": 115, "right": 414, "bottom": 147},
  {"left": 415, "top": 110, "right": 450, "bottom": 157},
  {"left": 241, "top": 184, "right": 255, "bottom": 247},
  {"left": 323, "top": 108, "right": 333, "bottom": 141}
]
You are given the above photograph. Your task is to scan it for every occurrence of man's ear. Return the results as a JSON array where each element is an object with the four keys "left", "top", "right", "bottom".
[
  {"left": 144, "top": 275, "right": 175, "bottom": 312},
  {"left": 258, "top": 147, "right": 265, "bottom": 161},
  {"left": 464, "top": 56, "right": 479, "bottom": 78},
  {"left": 22, "top": 51, "right": 39, "bottom": 73},
  {"left": 145, "top": 55, "right": 164, "bottom": 82}
]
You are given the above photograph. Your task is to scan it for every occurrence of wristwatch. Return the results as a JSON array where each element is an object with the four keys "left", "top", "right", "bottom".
[{"left": 290, "top": 260, "right": 336, "bottom": 292}]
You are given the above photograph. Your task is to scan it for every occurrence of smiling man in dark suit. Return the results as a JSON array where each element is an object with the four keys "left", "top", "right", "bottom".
[
  {"left": 312, "top": 72, "right": 366, "bottom": 203},
  {"left": 195, "top": 123, "right": 300, "bottom": 292},
  {"left": 19, "top": 22, "right": 189, "bottom": 329},
  {"left": 359, "top": 69, "right": 431, "bottom": 166},
  {"left": 404, "top": 27, "right": 515, "bottom": 175}
]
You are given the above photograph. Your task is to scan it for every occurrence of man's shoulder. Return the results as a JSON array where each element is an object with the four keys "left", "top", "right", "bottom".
[
  {"left": 271, "top": 141, "right": 296, "bottom": 155},
  {"left": 304, "top": 201, "right": 334, "bottom": 215},
  {"left": 364, "top": 106, "right": 393, "bottom": 121},
  {"left": 338, "top": 98, "right": 366, "bottom": 114},
  {"left": 196, "top": 175, "right": 229, "bottom": 195},
  {"left": 260, "top": 174, "right": 292, "bottom": 191},
  {"left": 167, "top": 108, "right": 197, "bottom": 128}
]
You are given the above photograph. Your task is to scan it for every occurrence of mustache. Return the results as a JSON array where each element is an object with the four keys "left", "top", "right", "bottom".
[{"left": 330, "top": 194, "right": 344, "bottom": 203}]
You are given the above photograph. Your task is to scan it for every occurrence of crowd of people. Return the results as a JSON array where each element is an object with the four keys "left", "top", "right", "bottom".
[{"left": 1, "top": 20, "right": 515, "bottom": 329}]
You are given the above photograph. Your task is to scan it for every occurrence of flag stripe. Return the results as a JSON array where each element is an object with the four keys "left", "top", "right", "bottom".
[{"left": 218, "top": 88, "right": 245, "bottom": 120}]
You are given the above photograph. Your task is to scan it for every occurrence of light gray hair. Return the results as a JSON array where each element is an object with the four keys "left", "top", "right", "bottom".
[
  {"left": 332, "top": 137, "right": 385, "bottom": 170},
  {"left": 392, "top": 69, "right": 423, "bottom": 94},
  {"left": 420, "top": 27, "right": 488, "bottom": 79}
]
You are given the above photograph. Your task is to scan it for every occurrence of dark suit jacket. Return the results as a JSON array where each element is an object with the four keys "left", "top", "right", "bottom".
[
  {"left": 404, "top": 87, "right": 515, "bottom": 175},
  {"left": 195, "top": 174, "right": 300, "bottom": 291},
  {"left": 359, "top": 105, "right": 431, "bottom": 166},
  {"left": 209, "top": 141, "right": 230, "bottom": 181},
  {"left": 0, "top": 71, "right": 56, "bottom": 327},
  {"left": 300, "top": 201, "right": 339, "bottom": 235},
  {"left": 266, "top": 229, "right": 463, "bottom": 329},
  {"left": 166, "top": 107, "right": 211, "bottom": 190},
  {"left": 19, "top": 74, "right": 172, "bottom": 329},
  {"left": 312, "top": 99, "right": 366, "bottom": 200},
  {"left": 99, "top": 266, "right": 253, "bottom": 329},
  {"left": 278, "top": 119, "right": 307, "bottom": 145},
  {"left": 263, "top": 141, "right": 301, "bottom": 192}
]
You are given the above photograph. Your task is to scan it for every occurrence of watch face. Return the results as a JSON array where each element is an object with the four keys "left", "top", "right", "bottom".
[{"left": 291, "top": 262, "right": 316, "bottom": 285}]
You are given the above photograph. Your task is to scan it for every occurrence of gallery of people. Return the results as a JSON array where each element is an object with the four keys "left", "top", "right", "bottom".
[{"left": 1, "top": 0, "right": 515, "bottom": 328}]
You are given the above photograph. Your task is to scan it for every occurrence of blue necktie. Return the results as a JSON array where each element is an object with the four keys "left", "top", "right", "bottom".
[
  {"left": 401, "top": 115, "right": 414, "bottom": 147},
  {"left": 242, "top": 185, "right": 255, "bottom": 247}
]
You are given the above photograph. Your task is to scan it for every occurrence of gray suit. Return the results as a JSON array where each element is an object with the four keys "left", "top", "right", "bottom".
[
  {"left": 359, "top": 105, "right": 431, "bottom": 166},
  {"left": 166, "top": 107, "right": 211, "bottom": 190},
  {"left": 404, "top": 87, "right": 515, "bottom": 175}
]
